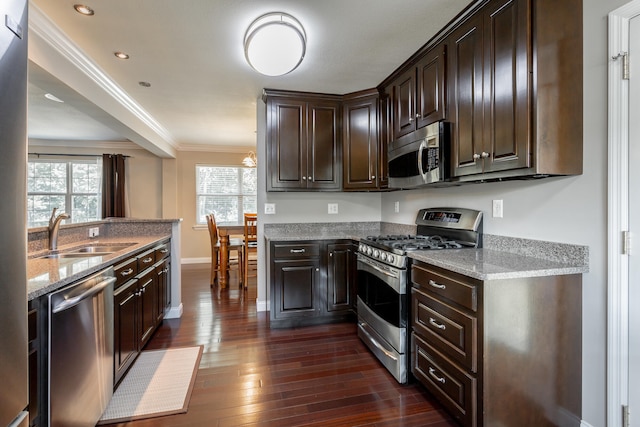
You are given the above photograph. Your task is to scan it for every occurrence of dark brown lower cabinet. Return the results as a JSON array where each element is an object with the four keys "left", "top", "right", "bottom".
[
  {"left": 270, "top": 240, "right": 356, "bottom": 328},
  {"left": 410, "top": 261, "right": 582, "bottom": 427}
]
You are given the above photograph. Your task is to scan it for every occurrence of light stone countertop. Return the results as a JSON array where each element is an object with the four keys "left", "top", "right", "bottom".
[
  {"left": 263, "top": 222, "right": 589, "bottom": 281},
  {"left": 27, "top": 235, "right": 170, "bottom": 300},
  {"left": 409, "top": 248, "right": 589, "bottom": 281}
]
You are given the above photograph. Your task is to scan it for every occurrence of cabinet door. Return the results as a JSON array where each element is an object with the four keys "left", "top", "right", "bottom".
[
  {"left": 307, "top": 101, "right": 341, "bottom": 189},
  {"left": 114, "top": 279, "right": 138, "bottom": 385},
  {"left": 448, "top": 13, "right": 485, "bottom": 177},
  {"left": 327, "top": 243, "right": 355, "bottom": 312},
  {"left": 482, "top": 0, "right": 530, "bottom": 173},
  {"left": 391, "top": 67, "right": 417, "bottom": 140},
  {"left": 272, "top": 258, "right": 320, "bottom": 320},
  {"left": 343, "top": 94, "right": 379, "bottom": 190},
  {"left": 267, "top": 98, "right": 306, "bottom": 190},
  {"left": 417, "top": 44, "right": 447, "bottom": 128},
  {"left": 138, "top": 269, "right": 157, "bottom": 348}
]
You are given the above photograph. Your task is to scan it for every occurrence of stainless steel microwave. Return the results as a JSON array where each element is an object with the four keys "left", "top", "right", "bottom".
[{"left": 388, "top": 121, "right": 450, "bottom": 189}]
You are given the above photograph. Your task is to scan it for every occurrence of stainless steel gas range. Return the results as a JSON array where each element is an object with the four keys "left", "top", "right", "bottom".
[{"left": 356, "top": 207, "right": 483, "bottom": 383}]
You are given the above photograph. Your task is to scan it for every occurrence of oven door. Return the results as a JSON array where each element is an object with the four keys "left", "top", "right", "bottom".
[{"left": 356, "top": 255, "right": 408, "bottom": 383}]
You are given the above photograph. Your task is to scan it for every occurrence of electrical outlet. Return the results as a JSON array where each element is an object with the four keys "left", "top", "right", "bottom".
[
  {"left": 88, "top": 227, "right": 99, "bottom": 238},
  {"left": 492, "top": 199, "right": 503, "bottom": 218},
  {"left": 394, "top": 201, "right": 400, "bottom": 213},
  {"left": 328, "top": 203, "right": 339, "bottom": 214},
  {"left": 264, "top": 203, "right": 276, "bottom": 215}
]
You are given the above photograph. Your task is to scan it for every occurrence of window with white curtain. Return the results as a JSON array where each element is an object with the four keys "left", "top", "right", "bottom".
[
  {"left": 195, "top": 165, "right": 257, "bottom": 225},
  {"left": 27, "top": 157, "right": 102, "bottom": 228}
]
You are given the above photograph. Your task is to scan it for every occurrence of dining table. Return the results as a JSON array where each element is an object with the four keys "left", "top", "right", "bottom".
[{"left": 217, "top": 224, "right": 244, "bottom": 287}]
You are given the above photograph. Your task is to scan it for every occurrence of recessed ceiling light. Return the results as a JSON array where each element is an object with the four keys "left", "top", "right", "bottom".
[
  {"left": 114, "top": 52, "right": 130, "bottom": 60},
  {"left": 44, "top": 93, "right": 64, "bottom": 103},
  {"left": 138, "top": 81, "right": 151, "bottom": 88},
  {"left": 73, "top": 4, "right": 94, "bottom": 16}
]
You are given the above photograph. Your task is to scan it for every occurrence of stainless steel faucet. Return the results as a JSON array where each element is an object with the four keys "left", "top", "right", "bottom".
[{"left": 49, "top": 207, "right": 70, "bottom": 250}]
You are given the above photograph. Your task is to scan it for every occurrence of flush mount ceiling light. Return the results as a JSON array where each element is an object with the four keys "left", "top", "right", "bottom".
[
  {"left": 242, "top": 151, "right": 257, "bottom": 168},
  {"left": 244, "top": 12, "right": 306, "bottom": 76},
  {"left": 114, "top": 51, "right": 130, "bottom": 60},
  {"left": 73, "top": 4, "right": 94, "bottom": 16}
]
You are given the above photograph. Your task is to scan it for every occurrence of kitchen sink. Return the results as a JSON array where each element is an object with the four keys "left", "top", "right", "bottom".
[
  {"left": 72, "top": 244, "right": 134, "bottom": 253},
  {"left": 39, "top": 252, "right": 112, "bottom": 259},
  {"left": 37, "top": 243, "right": 135, "bottom": 259}
]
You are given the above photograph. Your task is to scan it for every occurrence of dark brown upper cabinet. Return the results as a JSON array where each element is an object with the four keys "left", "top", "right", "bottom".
[
  {"left": 380, "top": 0, "right": 582, "bottom": 183},
  {"left": 265, "top": 90, "right": 342, "bottom": 191},
  {"left": 390, "top": 44, "right": 446, "bottom": 142},
  {"left": 448, "top": 0, "right": 530, "bottom": 177},
  {"left": 342, "top": 89, "right": 384, "bottom": 190},
  {"left": 448, "top": 0, "right": 582, "bottom": 180}
]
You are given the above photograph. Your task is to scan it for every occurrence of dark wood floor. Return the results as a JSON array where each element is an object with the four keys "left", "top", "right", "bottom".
[{"left": 106, "top": 264, "right": 457, "bottom": 427}]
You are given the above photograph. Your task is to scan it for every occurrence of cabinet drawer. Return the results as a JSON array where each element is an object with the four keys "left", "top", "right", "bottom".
[
  {"left": 273, "top": 243, "right": 320, "bottom": 259},
  {"left": 137, "top": 249, "right": 156, "bottom": 271},
  {"left": 114, "top": 257, "right": 138, "bottom": 289},
  {"left": 412, "top": 263, "right": 478, "bottom": 312},
  {"left": 154, "top": 242, "right": 170, "bottom": 260},
  {"left": 412, "top": 287, "right": 477, "bottom": 372},
  {"left": 412, "top": 333, "right": 477, "bottom": 427}
]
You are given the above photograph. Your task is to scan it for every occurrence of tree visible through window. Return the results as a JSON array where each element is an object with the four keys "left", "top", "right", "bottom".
[
  {"left": 27, "top": 158, "right": 102, "bottom": 228},
  {"left": 196, "top": 166, "right": 257, "bottom": 225}
]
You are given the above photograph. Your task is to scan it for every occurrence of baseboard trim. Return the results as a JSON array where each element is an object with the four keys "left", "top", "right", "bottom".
[
  {"left": 256, "top": 299, "right": 269, "bottom": 312},
  {"left": 165, "top": 303, "right": 183, "bottom": 319},
  {"left": 181, "top": 257, "right": 209, "bottom": 264}
]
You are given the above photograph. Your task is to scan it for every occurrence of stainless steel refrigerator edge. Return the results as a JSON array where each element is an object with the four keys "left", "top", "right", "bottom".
[{"left": 0, "top": 0, "right": 29, "bottom": 426}]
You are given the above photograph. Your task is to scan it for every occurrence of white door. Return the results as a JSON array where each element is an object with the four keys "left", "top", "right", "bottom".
[{"left": 629, "top": 14, "right": 640, "bottom": 423}]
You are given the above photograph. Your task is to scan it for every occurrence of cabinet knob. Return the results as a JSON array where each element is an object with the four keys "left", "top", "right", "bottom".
[
  {"left": 371, "top": 175, "right": 376, "bottom": 180},
  {"left": 408, "top": 117, "right": 413, "bottom": 122},
  {"left": 416, "top": 113, "right": 421, "bottom": 119},
  {"left": 481, "top": 152, "right": 490, "bottom": 158},
  {"left": 308, "top": 176, "right": 312, "bottom": 180},
  {"left": 302, "top": 176, "right": 306, "bottom": 180},
  {"left": 315, "top": 268, "right": 319, "bottom": 272},
  {"left": 473, "top": 153, "right": 481, "bottom": 160}
]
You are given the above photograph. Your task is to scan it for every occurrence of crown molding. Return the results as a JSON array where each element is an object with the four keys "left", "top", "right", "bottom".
[
  {"left": 28, "top": 3, "right": 177, "bottom": 152},
  {"left": 177, "top": 143, "right": 256, "bottom": 153}
]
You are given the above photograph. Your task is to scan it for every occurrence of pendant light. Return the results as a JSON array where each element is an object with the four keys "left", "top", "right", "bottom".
[{"left": 244, "top": 12, "right": 306, "bottom": 76}]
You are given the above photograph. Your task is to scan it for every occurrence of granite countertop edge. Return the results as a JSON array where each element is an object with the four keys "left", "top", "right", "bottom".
[
  {"left": 409, "top": 248, "right": 589, "bottom": 281},
  {"left": 27, "top": 235, "right": 171, "bottom": 301}
]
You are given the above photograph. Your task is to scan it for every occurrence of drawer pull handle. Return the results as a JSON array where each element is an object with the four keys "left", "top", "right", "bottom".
[
  {"left": 120, "top": 268, "right": 134, "bottom": 277},
  {"left": 428, "top": 367, "right": 446, "bottom": 384},
  {"left": 142, "top": 257, "right": 153, "bottom": 263},
  {"left": 429, "top": 318, "right": 446, "bottom": 330},
  {"left": 159, "top": 249, "right": 169, "bottom": 253},
  {"left": 428, "top": 279, "right": 446, "bottom": 290},
  {"left": 290, "top": 249, "right": 306, "bottom": 254}
]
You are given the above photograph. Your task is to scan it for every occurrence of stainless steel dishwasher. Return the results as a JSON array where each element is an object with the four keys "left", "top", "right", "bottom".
[{"left": 48, "top": 267, "right": 116, "bottom": 427}]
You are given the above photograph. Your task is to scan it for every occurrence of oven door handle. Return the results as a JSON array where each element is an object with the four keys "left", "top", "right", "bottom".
[
  {"left": 358, "top": 322, "right": 398, "bottom": 362},
  {"left": 358, "top": 258, "right": 397, "bottom": 280}
]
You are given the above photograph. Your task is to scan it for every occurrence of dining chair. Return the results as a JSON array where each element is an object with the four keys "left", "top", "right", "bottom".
[
  {"left": 243, "top": 213, "right": 258, "bottom": 287},
  {"left": 206, "top": 213, "right": 244, "bottom": 287}
]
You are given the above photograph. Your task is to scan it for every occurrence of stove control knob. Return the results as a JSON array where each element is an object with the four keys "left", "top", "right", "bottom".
[
  {"left": 373, "top": 249, "right": 380, "bottom": 258},
  {"left": 359, "top": 244, "right": 364, "bottom": 252},
  {"left": 388, "top": 255, "right": 395, "bottom": 263},
  {"left": 366, "top": 247, "right": 373, "bottom": 256},
  {"left": 380, "top": 253, "right": 387, "bottom": 261}
]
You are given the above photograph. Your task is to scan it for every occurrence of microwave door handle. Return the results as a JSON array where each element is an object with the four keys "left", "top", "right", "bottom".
[{"left": 417, "top": 138, "right": 427, "bottom": 182}]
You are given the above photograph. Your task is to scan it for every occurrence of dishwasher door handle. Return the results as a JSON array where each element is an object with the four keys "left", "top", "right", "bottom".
[{"left": 52, "top": 277, "right": 116, "bottom": 313}]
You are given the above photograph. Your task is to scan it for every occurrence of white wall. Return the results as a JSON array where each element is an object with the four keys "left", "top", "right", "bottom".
[{"left": 257, "top": 1, "right": 620, "bottom": 425}]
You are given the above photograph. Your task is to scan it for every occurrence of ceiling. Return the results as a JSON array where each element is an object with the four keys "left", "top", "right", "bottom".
[{"left": 27, "top": 0, "right": 471, "bottom": 156}]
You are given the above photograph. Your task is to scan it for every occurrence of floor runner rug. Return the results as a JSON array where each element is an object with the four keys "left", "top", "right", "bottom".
[{"left": 98, "top": 346, "right": 203, "bottom": 424}]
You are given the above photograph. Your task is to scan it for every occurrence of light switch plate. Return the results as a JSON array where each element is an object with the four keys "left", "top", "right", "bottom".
[
  {"left": 264, "top": 203, "right": 276, "bottom": 215},
  {"left": 492, "top": 199, "right": 503, "bottom": 218},
  {"left": 394, "top": 201, "right": 400, "bottom": 213},
  {"left": 328, "top": 203, "right": 338, "bottom": 214},
  {"left": 88, "top": 227, "right": 99, "bottom": 237}
]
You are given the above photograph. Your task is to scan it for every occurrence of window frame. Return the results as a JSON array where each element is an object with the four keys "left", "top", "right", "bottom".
[
  {"left": 27, "top": 156, "right": 102, "bottom": 228},
  {"left": 195, "top": 164, "right": 257, "bottom": 226}
]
